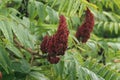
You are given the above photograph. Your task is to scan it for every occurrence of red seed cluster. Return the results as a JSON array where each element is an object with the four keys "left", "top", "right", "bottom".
[
  {"left": 47, "top": 56, "right": 60, "bottom": 64},
  {"left": 40, "top": 15, "right": 69, "bottom": 64},
  {"left": 75, "top": 8, "right": 94, "bottom": 43},
  {"left": 40, "top": 35, "right": 49, "bottom": 53},
  {"left": 0, "top": 72, "right": 2, "bottom": 80}
]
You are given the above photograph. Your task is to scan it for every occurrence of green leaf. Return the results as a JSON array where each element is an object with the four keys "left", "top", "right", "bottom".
[
  {"left": 69, "top": 62, "right": 76, "bottom": 80},
  {"left": 79, "top": 3, "right": 86, "bottom": 17},
  {"left": 36, "top": 2, "right": 47, "bottom": 22},
  {"left": 83, "top": 60, "right": 120, "bottom": 80},
  {"left": 58, "top": 0, "right": 66, "bottom": 12},
  {"left": 0, "top": 21, "right": 13, "bottom": 43},
  {"left": 53, "top": 61, "right": 64, "bottom": 79},
  {"left": 6, "top": 44, "right": 23, "bottom": 58},
  {"left": 46, "top": 6, "right": 58, "bottom": 23},
  {"left": 103, "top": 21, "right": 108, "bottom": 30},
  {"left": 28, "top": 1, "right": 37, "bottom": 20},
  {"left": 10, "top": 21, "right": 34, "bottom": 48},
  {"left": 12, "top": 59, "right": 30, "bottom": 73},
  {"left": 107, "top": 42, "right": 119, "bottom": 51},
  {"left": 87, "top": 41, "right": 98, "bottom": 52},
  {"left": 114, "top": 22, "right": 118, "bottom": 34},
  {"left": 66, "top": 0, "right": 74, "bottom": 16},
  {"left": 97, "top": 21, "right": 103, "bottom": 29},
  {"left": 103, "top": 12, "right": 116, "bottom": 21},
  {"left": 77, "top": 66, "right": 104, "bottom": 80},
  {"left": 109, "top": 22, "right": 114, "bottom": 33},
  {"left": 29, "top": 71, "right": 49, "bottom": 80},
  {"left": 70, "top": 0, "right": 80, "bottom": 16},
  {"left": 0, "top": 45, "right": 11, "bottom": 73},
  {"left": 98, "top": 41, "right": 108, "bottom": 52}
]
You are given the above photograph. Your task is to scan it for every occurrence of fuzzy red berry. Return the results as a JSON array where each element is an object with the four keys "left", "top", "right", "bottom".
[
  {"left": 0, "top": 72, "right": 2, "bottom": 80},
  {"left": 75, "top": 8, "right": 94, "bottom": 43},
  {"left": 40, "top": 35, "right": 49, "bottom": 53},
  {"left": 40, "top": 15, "right": 69, "bottom": 64},
  {"left": 51, "top": 15, "right": 69, "bottom": 56},
  {"left": 47, "top": 56, "right": 60, "bottom": 64}
]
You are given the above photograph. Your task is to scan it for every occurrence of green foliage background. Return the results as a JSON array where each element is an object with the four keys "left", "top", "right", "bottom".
[{"left": 0, "top": 0, "right": 120, "bottom": 80}]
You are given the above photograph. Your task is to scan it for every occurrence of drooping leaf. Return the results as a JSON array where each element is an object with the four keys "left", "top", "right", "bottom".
[
  {"left": 0, "top": 45, "right": 11, "bottom": 73},
  {"left": 29, "top": 71, "right": 49, "bottom": 80},
  {"left": 0, "top": 21, "right": 13, "bottom": 43}
]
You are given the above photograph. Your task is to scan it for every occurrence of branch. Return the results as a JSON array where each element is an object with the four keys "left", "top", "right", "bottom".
[
  {"left": 14, "top": 38, "right": 38, "bottom": 55},
  {"left": 13, "top": 38, "right": 47, "bottom": 59}
]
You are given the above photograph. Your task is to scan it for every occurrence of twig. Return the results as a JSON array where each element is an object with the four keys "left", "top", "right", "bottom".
[
  {"left": 13, "top": 38, "right": 47, "bottom": 59},
  {"left": 30, "top": 56, "right": 34, "bottom": 65},
  {"left": 67, "top": 45, "right": 75, "bottom": 50},
  {"left": 14, "top": 38, "right": 38, "bottom": 55}
]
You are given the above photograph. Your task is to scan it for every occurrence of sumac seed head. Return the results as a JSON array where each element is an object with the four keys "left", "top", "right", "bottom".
[{"left": 0, "top": 72, "right": 2, "bottom": 80}]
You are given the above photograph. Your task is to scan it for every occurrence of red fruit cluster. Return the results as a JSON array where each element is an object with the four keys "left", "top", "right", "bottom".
[
  {"left": 0, "top": 72, "right": 2, "bottom": 80},
  {"left": 75, "top": 8, "right": 94, "bottom": 43},
  {"left": 40, "top": 15, "right": 69, "bottom": 64},
  {"left": 40, "top": 35, "right": 49, "bottom": 53}
]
